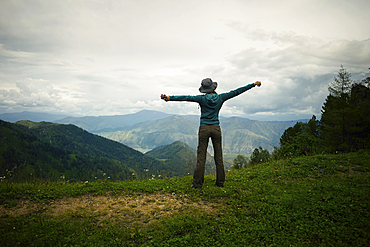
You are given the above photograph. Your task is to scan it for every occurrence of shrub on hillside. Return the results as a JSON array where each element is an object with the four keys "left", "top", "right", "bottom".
[
  {"left": 276, "top": 133, "right": 319, "bottom": 159},
  {"left": 232, "top": 154, "right": 248, "bottom": 169}
]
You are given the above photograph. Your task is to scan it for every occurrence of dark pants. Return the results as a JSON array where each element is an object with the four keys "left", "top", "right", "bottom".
[{"left": 192, "top": 125, "right": 225, "bottom": 188}]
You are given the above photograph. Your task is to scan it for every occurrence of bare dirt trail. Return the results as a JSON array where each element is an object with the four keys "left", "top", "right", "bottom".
[{"left": 0, "top": 192, "right": 220, "bottom": 227}]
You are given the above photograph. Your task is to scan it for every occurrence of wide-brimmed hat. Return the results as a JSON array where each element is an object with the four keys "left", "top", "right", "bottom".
[{"left": 199, "top": 78, "right": 217, "bottom": 93}]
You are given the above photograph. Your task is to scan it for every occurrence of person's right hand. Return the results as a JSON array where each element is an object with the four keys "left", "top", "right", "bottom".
[
  {"left": 254, "top": 81, "right": 261, "bottom": 87},
  {"left": 160, "top": 94, "right": 170, "bottom": 101}
]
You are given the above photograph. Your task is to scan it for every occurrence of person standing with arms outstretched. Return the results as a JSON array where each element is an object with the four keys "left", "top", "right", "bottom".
[{"left": 161, "top": 78, "right": 261, "bottom": 188}]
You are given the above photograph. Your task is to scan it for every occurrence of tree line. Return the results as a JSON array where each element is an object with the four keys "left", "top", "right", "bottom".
[{"left": 233, "top": 66, "right": 370, "bottom": 169}]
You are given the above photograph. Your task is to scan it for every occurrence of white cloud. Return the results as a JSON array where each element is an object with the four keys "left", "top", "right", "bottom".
[{"left": 0, "top": 0, "right": 369, "bottom": 120}]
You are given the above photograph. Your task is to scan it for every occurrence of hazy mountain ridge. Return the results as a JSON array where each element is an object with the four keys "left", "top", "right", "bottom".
[
  {"left": 104, "top": 114, "right": 298, "bottom": 154},
  {"left": 222, "top": 129, "right": 270, "bottom": 154},
  {"left": 106, "top": 116, "right": 200, "bottom": 153},
  {"left": 219, "top": 117, "right": 295, "bottom": 153},
  {"left": 55, "top": 110, "right": 174, "bottom": 133},
  {"left": 0, "top": 111, "right": 69, "bottom": 123},
  {"left": 1, "top": 110, "right": 304, "bottom": 154}
]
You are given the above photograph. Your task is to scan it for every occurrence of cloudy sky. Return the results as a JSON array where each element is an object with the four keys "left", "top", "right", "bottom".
[{"left": 1, "top": 0, "right": 369, "bottom": 121}]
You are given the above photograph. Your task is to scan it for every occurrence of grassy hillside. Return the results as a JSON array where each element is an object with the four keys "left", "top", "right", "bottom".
[{"left": 1, "top": 151, "right": 369, "bottom": 246}]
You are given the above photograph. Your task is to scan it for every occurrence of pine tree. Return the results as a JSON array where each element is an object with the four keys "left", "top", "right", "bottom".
[
  {"left": 232, "top": 154, "right": 248, "bottom": 169},
  {"left": 328, "top": 65, "right": 352, "bottom": 97},
  {"left": 321, "top": 66, "right": 353, "bottom": 152},
  {"left": 249, "top": 147, "right": 270, "bottom": 165},
  {"left": 305, "top": 115, "right": 320, "bottom": 138},
  {"left": 348, "top": 83, "right": 370, "bottom": 150}
]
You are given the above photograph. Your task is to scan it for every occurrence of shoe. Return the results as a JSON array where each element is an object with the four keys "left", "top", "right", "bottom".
[{"left": 214, "top": 183, "right": 224, "bottom": 187}]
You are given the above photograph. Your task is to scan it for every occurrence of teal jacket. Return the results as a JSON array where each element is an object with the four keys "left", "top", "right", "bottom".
[{"left": 169, "top": 83, "right": 256, "bottom": 126}]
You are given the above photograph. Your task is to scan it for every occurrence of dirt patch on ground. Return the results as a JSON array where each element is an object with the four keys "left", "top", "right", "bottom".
[{"left": 0, "top": 192, "right": 221, "bottom": 227}]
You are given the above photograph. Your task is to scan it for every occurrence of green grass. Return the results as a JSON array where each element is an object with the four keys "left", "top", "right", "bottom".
[{"left": 1, "top": 151, "right": 370, "bottom": 246}]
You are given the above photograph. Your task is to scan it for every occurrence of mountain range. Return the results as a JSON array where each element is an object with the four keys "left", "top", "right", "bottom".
[
  {"left": 0, "top": 110, "right": 305, "bottom": 154},
  {"left": 1, "top": 118, "right": 222, "bottom": 182},
  {"left": 0, "top": 110, "right": 307, "bottom": 182},
  {"left": 56, "top": 110, "right": 179, "bottom": 133},
  {"left": 101, "top": 114, "right": 300, "bottom": 154},
  {"left": 0, "top": 111, "right": 69, "bottom": 123}
]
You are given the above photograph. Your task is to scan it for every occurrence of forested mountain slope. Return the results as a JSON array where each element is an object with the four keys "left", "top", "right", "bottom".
[{"left": 0, "top": 120, "right": 175, "bottom": 182}]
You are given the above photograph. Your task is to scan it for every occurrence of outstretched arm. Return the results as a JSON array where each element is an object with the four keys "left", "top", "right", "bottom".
[
  {"left": 221, "top": 81, "right": 261, "bottom": 101},
  {"left": 160, "top": 94, "right": 201, "bottom": 102},
  {"left": 161, "top": 81, "right": 261, "bottom": 102}
]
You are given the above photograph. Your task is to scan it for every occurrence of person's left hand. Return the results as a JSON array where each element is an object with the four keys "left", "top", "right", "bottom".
[{"left": 254, "top": 81, "right": 261, "bottom": 87}]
